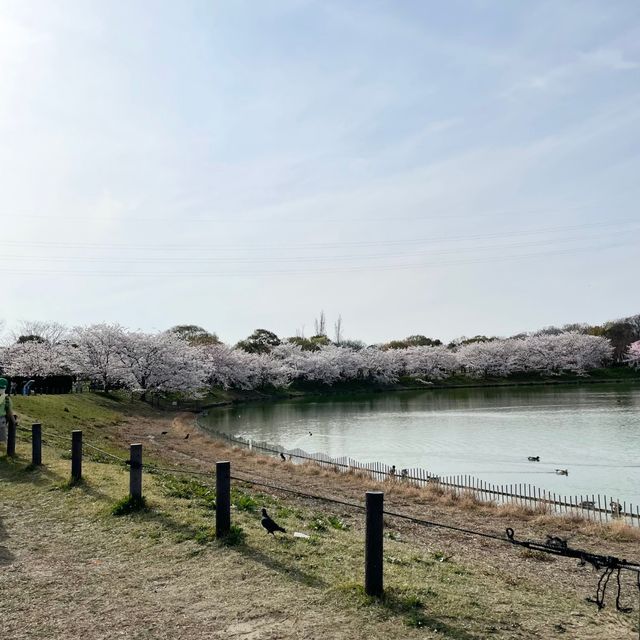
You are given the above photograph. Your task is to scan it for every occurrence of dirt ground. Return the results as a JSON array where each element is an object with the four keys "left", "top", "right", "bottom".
[{"left": 1, "top": 410, "right": 639, "bottom": 639}]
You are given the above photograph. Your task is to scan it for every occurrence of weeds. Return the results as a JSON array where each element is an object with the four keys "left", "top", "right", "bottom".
[
  {"left": 111, "top": 494, "right": 148, "bottom": 516},
  {"left": 337, "top": 583, "right": 434, "bottom": 629},
  {"left": 219, "top": 524, "right": 246, "bottom": 547},
  {"left": 160, "top": 476, "right": 216, "bottom": 510},
  {"left": 194, "top": 526, "right": 217, "bottom": 545},
  {"left": 232, "top": 491, "right": 259, "bottom": 512},
  {"left": 308, "top": 514, "right": 349, "bottom": 532}
]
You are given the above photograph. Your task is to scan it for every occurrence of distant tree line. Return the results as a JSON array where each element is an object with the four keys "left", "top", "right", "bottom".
[{"left": 1, "top": 314, "right": 638, "bottom": 394}]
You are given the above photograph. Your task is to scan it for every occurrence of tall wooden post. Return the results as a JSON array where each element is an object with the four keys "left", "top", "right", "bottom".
[
  {"left": 365, "top": 491, "right": 384, "bottom": 597},
  {"left": 216, "top": 461, "right": 231, "bottom": 538},
  {"left": 6, "top": 418, "right": 16, "bottom": 457},
  {"left": 129, "top": 443, "right": 143, "bottom": 500},
  {"left": 31, "top": 423, "right": 42, "bottom": 466},
  {"left": 71, "top": 430, "right": 82, "bottom": 482}
]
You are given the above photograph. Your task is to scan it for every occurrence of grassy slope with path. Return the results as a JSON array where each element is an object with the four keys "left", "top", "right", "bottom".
[{"left": 1, "top": 393, "right": 639, "bottom": 639}]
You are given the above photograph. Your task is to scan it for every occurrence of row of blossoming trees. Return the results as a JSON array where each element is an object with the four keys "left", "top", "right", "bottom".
[{"left": 1, "top": 323, "right": 639, "bottom": 396}]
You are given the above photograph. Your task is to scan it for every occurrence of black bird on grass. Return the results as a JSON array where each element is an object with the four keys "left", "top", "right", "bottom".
[
  {"left": 161, "top": 431, "right": 168, "bottom": 435},
  {"left": 280, "top": 453, "right": 286, "bottom": 461},
  {"left": 261, "top": 508, "right": 286, "bottom": 535},
  {"left": 184, "top": 433, "right": 190, "bottom": 440}
]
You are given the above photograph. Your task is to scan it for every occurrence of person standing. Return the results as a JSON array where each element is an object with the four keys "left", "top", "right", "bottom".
[{"left": 0, "top": 378, "right": 17, "bottom": 445}]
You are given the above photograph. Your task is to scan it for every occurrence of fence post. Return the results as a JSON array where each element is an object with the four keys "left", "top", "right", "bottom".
[
  {"left": 129, "top": 443, "right": 143, "bottom": 500},
  {"left": 6, "top": 417, "right": 16, "bottom": 457},
  {"left": 32, "top": 423, "right": 42, "bottom": 466},
  {"left": 71, "top": 430, "right": 82, "bottom": 482},
  {"left": 365, "top": 491, "right": 384, "bottom": 597},
  {"left": 216, "top": 461, "right": 231, "bottom": 539}
]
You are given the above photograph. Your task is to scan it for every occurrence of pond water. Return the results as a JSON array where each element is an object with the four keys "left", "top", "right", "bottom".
[{"left": 199, "top": 384, "right": 640, "bottom": 505}]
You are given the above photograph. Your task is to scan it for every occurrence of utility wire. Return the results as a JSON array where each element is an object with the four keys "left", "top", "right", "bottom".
[
  {"left": 1, "top": 240, "right": 634, "bottom": 278},
  {"left": 2, "top": 218, "right": 637, "bottom": 252},
  {"left": 1, "top": 228, "right": 634, "bottom": 265}
]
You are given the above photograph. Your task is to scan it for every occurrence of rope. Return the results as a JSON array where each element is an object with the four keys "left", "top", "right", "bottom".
[
  {"left": 17, "top": 424, "right": 640, "bottom": 617},
  {"left": 615, "top": 568, "right": 633, "bottom": 613},
  {"left": 230, "top": 473, "right": 366, "bottom": 510},
  {"left": 382, "top": 507, "right": 509, "bottom": 543},
  {"left": 82, "top": 442, "right": 128, "bottom": 464},
  {"left": 141, "top": 463, "right": 213, "bottom": 477}
]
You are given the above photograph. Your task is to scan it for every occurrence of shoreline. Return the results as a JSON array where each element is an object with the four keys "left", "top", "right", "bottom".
[{"left": 196, "top": 371, "right": 640, "bottom": 410}]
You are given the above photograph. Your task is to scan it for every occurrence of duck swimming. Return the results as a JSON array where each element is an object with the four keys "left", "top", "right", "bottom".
[
  {"left": 527, "top": 456, "right": 540, "bottom": 462},
  {"left": 555, "top": 469, "right": 568, "bottom": 476}
]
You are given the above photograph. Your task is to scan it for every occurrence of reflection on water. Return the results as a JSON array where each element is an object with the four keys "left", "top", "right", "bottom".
[{"left": 200, "top": 384, "right": 640, "bottom": 504}]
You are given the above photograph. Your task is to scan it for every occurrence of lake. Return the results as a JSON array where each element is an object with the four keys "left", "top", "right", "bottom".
[{"left": 199, "top": 383, "right": 640, "bottom": 505}]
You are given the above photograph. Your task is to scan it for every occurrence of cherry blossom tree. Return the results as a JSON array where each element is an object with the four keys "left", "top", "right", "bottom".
[
  {"left": 0, "top": 320, "right": 622, "bottom": 392},
  {"left": 402, "top": 345, "right": 460, "bottom": 380},
  {"left": 66, "top": 324, "right": 129, "bottom": 390},
  {"left": 625, "top": 340, "right": 640, "bottom": 369},
  {"left": 118, "top": 331, "right": 207, "bottom": 397},
  {"left": 2, "top": 340, "right": 68, "bottom": 377}
]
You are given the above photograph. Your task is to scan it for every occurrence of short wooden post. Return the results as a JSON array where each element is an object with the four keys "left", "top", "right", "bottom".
[
  {"left": 129, "top": 443, "right": 143, "bottom": 500},
  {"left": 6, "top": 418, "right": 16, "bottom": 457},
  {"left": 216, "top": 461, "right": 231, "bottom": 539},
  {"left": 365, "top": 491, "right": 384, "bottom": 597},
  {"left": 32, "top": 423, "right": 42, "bottom": 466},
  {"left": 71, "top": 430, "right": 82, "bottom": 482}
]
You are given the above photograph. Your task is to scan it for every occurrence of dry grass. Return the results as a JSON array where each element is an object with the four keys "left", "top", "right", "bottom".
[
  {"left": 3, "top": 397, "right": 640, "bottom": 640},
  {"left": 2, "top": 443, "right": 638, "bottom": 639},
  {"left": 574, "top": 520, "right": 640, "bottom": 542}
]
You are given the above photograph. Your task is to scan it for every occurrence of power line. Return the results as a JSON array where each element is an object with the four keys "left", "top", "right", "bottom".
[
  {"left": 0, "top": 229, "right": 634, "bottom": 266},
  {"left": 1, "top": 219, "right": 637, "bottom": 253},
  {"left": 4, "top": 189, "right": 639, "bottom": 225},
  {"left": 0, "top": 239, "right": 634, "bottom": 277}
]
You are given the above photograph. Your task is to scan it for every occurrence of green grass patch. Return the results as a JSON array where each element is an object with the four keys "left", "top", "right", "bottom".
[
  {"left": 111, "top": 494, "right": 148, "bottom": 516},
  {"left": 232, "top": 490, "right": 259, "bottom": 512},
  {"left": 10, "top": 392, "right": 158, "bottom": 461},
  {"left": 160, "top": 475, "right": 217, "bottom": 510},
  {"left": 219, "top": 524, "right": 246, "bottom": 547},
  {"left": 194, "top": 525, "right": 217, "bottom": 545},
  {"left": 308, "top": 513, "right": 349, "bottom": 532}
]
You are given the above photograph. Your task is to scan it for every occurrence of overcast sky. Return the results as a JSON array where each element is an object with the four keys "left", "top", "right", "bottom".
[{"left": 1, "top": 0, "right": 639, "bottom": 344}]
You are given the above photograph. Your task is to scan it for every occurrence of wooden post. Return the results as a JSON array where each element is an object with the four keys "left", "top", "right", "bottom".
[
  {"left": 7, "top": 417, "right": 16, "bottom": 457},
  {"left": 32, "top": 423, "right": 42, "bottom": 466},
  {"left": 365, "top": 491, "right": 384, "bottom": 597},
  {"left": 71, "top": 430, "right": 82, "bottom": 482},
  {"left": 129, "top": 443, "right": 143, "bottom": 499},
  {"left": 216, "top": 461, "right": 231, "bottom": 539}
]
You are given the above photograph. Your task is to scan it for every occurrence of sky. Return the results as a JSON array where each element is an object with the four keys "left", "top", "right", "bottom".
[{"left": 1, "top": 0, "right": 639, "bottom": 345}]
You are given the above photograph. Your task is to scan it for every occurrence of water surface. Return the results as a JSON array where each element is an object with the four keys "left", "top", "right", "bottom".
[{"left": 200, "top": 384, "right": 640, "bottom": 504}]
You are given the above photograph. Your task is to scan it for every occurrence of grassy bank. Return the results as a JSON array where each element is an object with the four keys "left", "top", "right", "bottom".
[
  {"left": 9, "top": 392, "right": 165, "bottom": 462},
  {"left": 2, "top": 394, "right": 639, "bottom": 638},
  {"left": 2, "top": 440, "right": 637, "bottom": 639}
]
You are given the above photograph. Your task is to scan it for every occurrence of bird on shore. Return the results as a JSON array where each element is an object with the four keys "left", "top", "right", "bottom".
[
  {"left": 555, "top": 468, "right": 568, "bottom": 476},
  {"left": 280, "top": 453, "right": 286, "bottom": 462},
  {"left": 184, "top": 433, "right": 190, "bottom": 440},
  {"left": 261, "top": 508, "right": 286, "bottom": 535},
  {"left": 161, "top": 431, "right": 168, "bottom": 435},
  {"left": 308, "top": 431, "right": 313, "bottom": 436},
  {"left": 527, "top": 456, "right": 540, "bottom": 462}
]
